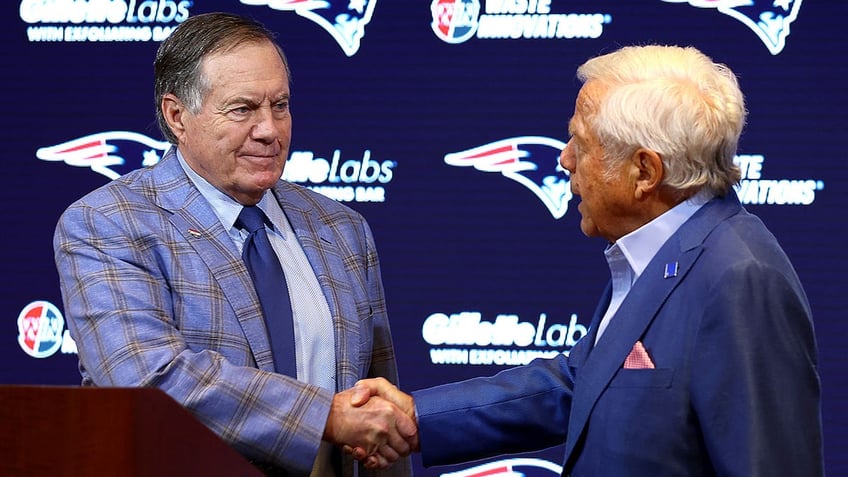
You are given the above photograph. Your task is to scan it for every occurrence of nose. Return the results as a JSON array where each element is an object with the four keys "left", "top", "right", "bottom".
[
  {"left": 250, "top": 106, "right": 278, "bottom": 143},
  {"left": 560, "top": 140, "right": 576, "bottom": 173}
]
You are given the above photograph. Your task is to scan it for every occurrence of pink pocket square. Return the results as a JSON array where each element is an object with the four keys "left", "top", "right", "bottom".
[{"left": 623, "top": 341, "right": 655, "bottom": 369}]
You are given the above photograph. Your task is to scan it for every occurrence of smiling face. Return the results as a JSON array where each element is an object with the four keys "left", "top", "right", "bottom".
[
  {"left": 559, "top": 81, "right": 641, "bottom": 242},
  {"left": 168, "top": 40, "right": 291, "bottom": 205}
]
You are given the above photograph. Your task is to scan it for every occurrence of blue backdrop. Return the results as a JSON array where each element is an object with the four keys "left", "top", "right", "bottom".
[{"left": 3, "top": 1, "right": 845, "bottom": 475}]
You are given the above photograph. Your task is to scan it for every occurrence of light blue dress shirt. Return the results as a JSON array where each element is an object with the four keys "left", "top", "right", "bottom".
[{"left": 595, "top": 191, "right": 713, "bottom": 344}]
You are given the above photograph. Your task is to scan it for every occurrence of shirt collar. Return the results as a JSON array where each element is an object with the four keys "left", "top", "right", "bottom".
[
  {"left": 175, "top": 149, "right": 281, "bottom": 235},
  {"left": 614, "top": 190, "right": 713, "bottom": 279}
]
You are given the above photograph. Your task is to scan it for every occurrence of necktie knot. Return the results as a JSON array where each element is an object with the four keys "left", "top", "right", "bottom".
[{"left": 237, "top": 206, "right": 268, "bottom": 234}]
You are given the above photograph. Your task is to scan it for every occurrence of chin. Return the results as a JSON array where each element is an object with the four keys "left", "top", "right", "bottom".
[
  {"left": 579, "top": 222, "right": 602, "bottom": 239},
  {"left": 255, "top": 170, "right": 283, "bottom": 187}
]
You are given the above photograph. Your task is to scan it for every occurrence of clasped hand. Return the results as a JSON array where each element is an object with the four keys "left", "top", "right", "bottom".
[{"left": 324, "top": 378, "right": 418, "bottom": 470}]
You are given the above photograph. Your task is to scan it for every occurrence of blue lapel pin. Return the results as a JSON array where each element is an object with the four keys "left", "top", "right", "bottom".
[{"left": 664, "top": 262, "right": 679, "bottom": 279}]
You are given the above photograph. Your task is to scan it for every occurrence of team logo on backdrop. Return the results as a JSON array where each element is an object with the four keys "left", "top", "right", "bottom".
[
  {"left": 20, "top": 0, "right": 192, "bottom": 42},
  {"left": 431, "top": 0, "right": 613, "bottom": 43},
  {"left": 444, "top": 136, "right": 571, "bottom": 219},
  {"left": 17, "top": 301, "right": 77, "bottom": 358},
  {"left": 441, "top": 458, "right": 563, "bottom": 476},
  {"left": 424, "top": 311, "right": 587, "bottom": 366},
  {"left": 734, "top": 154, "right": 824, "bottom": 205},
  {"left": 662, "top": 0, "right": 803, "bottom": 54},
  {"left": 37, "top": 131, "right": 169, "bottom": 180},
  {"left": 240, "top": 0, "right": 376, "bottom": 56}
]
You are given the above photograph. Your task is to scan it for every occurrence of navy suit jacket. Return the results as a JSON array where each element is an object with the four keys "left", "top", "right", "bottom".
[
  {"left": 414, "top": 192, "right": 823, "bottom": 476},
  {"left": 54, "top": 150, "right": 411, "bottom": 476}
]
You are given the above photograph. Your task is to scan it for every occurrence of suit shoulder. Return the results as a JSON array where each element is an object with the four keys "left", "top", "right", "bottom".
[
  {"left": 61, "top": 165, "right": 162, "bottom": 218},
  {"left": 278, "top": 181, "right": 366, "bottom": 221},
  {"left": 709, "top": 211, "right": 788, "bottom": 262}
]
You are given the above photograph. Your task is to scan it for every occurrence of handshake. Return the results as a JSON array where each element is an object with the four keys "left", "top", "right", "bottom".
[{"left": 324, "top": 378, "right": 418, "bottom": 470}]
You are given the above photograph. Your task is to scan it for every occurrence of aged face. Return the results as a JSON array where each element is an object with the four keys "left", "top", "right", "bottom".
[
  {"left": 559, "top": 81, "right": 638, "bottom": 242},
  {"left": 175, "top": 40, "right": 291, "bottom": 205}
]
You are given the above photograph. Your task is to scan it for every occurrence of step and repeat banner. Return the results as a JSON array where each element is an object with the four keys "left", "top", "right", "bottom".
[{"left": 3, "top": 1, "right": 846, "bottom": 474}]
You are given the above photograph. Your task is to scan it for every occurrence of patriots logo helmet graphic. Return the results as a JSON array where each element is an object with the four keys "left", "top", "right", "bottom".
[
  {"left": 37, "top": 131, "right": 170, "bottom": 180},
  {"left": 662, "top": 0, "right": 804, "bottom": 55},
  {"left": 240, "top": 0, "right": 377, "bottom": 57},
  {"left": 444, "top": 136, "right": 572, "bottom": 219},
  {"left": 440, "top": 457, "right": 563, "bottom": 476}
]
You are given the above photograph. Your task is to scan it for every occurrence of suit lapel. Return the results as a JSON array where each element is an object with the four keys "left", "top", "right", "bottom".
[
  {"left": 152, "top": 150, "right": 276, "bottom": 371},
  {"left": 562, "top": 193, "right": 744, "bottom": 466}
]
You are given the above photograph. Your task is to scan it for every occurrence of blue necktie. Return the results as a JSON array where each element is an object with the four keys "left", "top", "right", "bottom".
[{"left": 237, "top": 206, "right": 297, "bottom": 377}]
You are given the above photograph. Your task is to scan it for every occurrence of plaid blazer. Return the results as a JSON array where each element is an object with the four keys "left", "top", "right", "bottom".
[{"left": 54, "top": 149, "right": 411, "bottom": 476}]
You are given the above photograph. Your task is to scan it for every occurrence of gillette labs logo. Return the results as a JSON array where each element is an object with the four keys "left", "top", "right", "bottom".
[
  {"left": 431, "top": 0, "right": 613, "bottom": 44},
  {"left": 240, "top": 0, "right": 376, "bottom": 57},
  {"left": 424, "top": 311, "right": 588, "bottom": 366},
  {"left": 21, "top": 0, "right": 192, "bottom": 43},
  {"left": 283, "top": 149, "right": 396, "bottom": 203}
]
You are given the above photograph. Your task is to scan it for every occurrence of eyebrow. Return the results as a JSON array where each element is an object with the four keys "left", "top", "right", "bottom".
[
  {"left": 221, "top": 93, "right": 289, "bottom": 109},
  {"left": 271, "top": 92, "right": 290, "bottom": 102},
  {"left": 568, "top": 116, "right": 584, "bottom": 139}
]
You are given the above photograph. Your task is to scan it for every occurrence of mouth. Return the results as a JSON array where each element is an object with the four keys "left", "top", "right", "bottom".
[{"left": 240, "top": 152, "right": 281, "bottom": 162}]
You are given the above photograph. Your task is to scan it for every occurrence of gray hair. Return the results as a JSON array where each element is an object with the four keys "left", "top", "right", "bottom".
[
  {"left": 153, "top": 12, "right": 291, "bottom": 144},
  {"left": 577, "top": 44, "right": 746, "bottom": 197}
]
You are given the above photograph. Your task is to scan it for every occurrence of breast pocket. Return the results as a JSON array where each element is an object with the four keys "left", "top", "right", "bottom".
[{"left": 609, "top": 368, "right": 674, "bottom": 388}]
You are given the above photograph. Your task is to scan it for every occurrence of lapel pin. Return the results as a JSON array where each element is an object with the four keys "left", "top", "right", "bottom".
[
  {"left": 187, "top": 228, "right": 202, "bottom": 238},
  {"left": 663, "top": 261, "right": 679, "bottom": 279}
]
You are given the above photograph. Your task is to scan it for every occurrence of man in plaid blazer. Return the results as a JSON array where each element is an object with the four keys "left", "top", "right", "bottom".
[{"left": 54, "top": 12, "right": 412, "bottom": 476}]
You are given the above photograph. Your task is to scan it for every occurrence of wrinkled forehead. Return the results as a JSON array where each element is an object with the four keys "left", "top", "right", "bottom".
[{"left": 569, "top": 81, "right": 605, "bottom": 136}]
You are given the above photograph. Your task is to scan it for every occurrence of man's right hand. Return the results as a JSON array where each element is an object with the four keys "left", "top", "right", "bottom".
[
  {"left": 347, "top": 378, "right": 419, "bottom": 469},
  {"left": 323, "top": 384, "right": 417, "bottom": 469}
]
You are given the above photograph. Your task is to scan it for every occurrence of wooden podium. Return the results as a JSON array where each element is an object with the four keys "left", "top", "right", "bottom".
[{"left": 0, "top": 386, "right": 263, "bottom": 476}]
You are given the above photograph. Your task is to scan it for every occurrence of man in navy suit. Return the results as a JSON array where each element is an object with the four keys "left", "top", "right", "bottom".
[
  {"left": 54, "top": 13, "right": 413, "bottom": 476},
  {"left": 350, "top": 44, "right": 823, "bottom": 475}
]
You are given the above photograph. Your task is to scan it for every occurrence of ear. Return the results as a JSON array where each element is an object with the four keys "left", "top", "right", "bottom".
[
  {"left": 161, "top": 93, "right": 188, "bottom": 143},
  {"left": 631, "top": 148, "right": 663, "bottom": 201}
]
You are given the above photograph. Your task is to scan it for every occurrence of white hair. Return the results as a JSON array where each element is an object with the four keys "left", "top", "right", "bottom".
[{"left": 577, "top": 44, "right": 746, "bottom": 196}]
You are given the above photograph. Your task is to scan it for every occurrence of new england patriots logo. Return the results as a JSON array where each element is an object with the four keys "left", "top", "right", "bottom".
[
  {"left": 37, "top": 131, "right": 169, "bottom": 180},
  {"left": 240, "top": 0, "right": 377, "bottom": 56},
  {"left": 662, "top": 0, "right": 804, "bottom": 54},
  {"left": 441, "top": 457, "right": 563, "bottom": 476},
  {"left": 444, "top": 136, "right": 572, "bottom": 219}
]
